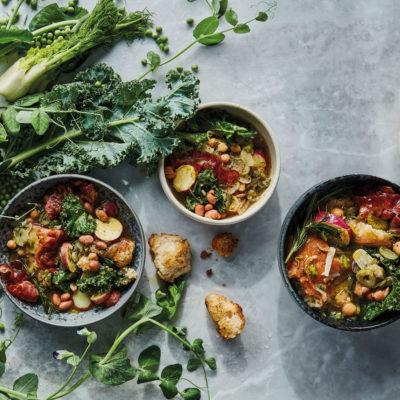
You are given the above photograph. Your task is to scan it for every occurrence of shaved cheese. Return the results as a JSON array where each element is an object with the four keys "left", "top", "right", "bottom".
[{"left": 322, "top": 247, "right": 336, "bottom": 277}]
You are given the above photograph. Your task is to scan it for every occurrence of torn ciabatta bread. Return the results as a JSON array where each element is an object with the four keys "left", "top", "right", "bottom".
[
  {"left": 148, "top": 233, "right": 192, "bottom": 282},
  {"left": 205, "top": 293, "right": 245, "bottom": 339}
]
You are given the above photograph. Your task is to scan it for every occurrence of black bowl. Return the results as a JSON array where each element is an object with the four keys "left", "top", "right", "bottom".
[
  {"left": 278, "top": 174, "right": 400, "bottom": 331},
  {"left": 0, "top": 174, "right": 145, "bottom": 327}
]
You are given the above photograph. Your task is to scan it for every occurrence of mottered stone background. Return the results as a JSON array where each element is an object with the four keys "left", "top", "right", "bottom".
[{"left": 2, "top": 0, "right": 400, "bottom": 399}]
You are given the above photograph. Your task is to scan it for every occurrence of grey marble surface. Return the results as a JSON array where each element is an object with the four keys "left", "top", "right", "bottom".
[{"left": 2, "top": 0, "right": 400, "bottom": 399}]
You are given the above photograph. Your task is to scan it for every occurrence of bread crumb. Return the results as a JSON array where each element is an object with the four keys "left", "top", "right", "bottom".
[{"left": 212, "top": 233, "right": 238, "bottom": 257}]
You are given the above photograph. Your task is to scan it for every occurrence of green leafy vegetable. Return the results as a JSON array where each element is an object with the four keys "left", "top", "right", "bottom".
[
  {"left": 60, "top": 194, "right": 96, "bottom": 238},
  {"left": 0, "top": 0, "right": 152, "bottom": 101},
  {"left": 89, "top": 345, "right": 137, "bottom": 386},
  {"left": 0, "top": 64, "right": 199, "bottom": 178},
  {"left": 159, "top": 364, "right": 182, "bottom": 399},
  {"left": 52, "top": 270, "right": 76, "bottom": 292},
  {"left": 137, "top": 345, "right": 161, "bottom": 384},
  {"left": 13, "top": 373, "right": 38, "bottom": 397},
  {"left": 156, "top": 280, "right": 186, "bottom": 320}
]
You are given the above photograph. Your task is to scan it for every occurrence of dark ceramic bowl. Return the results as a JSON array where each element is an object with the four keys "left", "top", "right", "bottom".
[
  {"left": 279, "top": 174, "right": 400, "bottom": 331},
  {"left": 0, "top": 174, "right": 145, "bottom": 327}
]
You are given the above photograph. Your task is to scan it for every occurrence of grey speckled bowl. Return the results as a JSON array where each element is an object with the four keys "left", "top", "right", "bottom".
[
  {"left": 0, "top": 174, "right": 145, "bottom": 327},
  {"left": 278, "top": 174, "right": 400, "bottom": 331}
]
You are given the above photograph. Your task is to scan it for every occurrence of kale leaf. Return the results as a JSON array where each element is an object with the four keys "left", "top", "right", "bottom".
[
  {"left": 0, "top": 64, "right": 200, "bottom": 178},
  {"left": 184, "top": 168, "right": 226, "bottom": 213},
  {"left": 76, "top": 262, "right": 126, "bottom": 295},
  {"left": 60, "top": 194, "right": 96, "bottom": 238},
  {"left": 52, "top": 270, "right": 77, "bottom": 293}
]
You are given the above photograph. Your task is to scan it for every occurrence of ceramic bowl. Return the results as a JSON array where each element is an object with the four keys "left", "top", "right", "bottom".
[
  {"left": 0, "top": 174, "right": 145, "bottom": 327},
  {"left": 278, "top": 174, "right": 400, "bottom": 331},
  {"left": 159, "top": 102, "right": 281, "bottom": 226}
]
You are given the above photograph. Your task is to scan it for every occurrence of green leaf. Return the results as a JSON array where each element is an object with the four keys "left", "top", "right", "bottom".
[
  {"left": 212, "top": 0, "right": 228, "bottom": 17},
  {"left": 16, "top": 111, "right": 34, "bottom": 124},
  {"left": 192, "top": 339, "right": 205, "bottom": 356},
  {"left": 147, "top": 51, "right": 161, "bottom": 68},
  {"left": 198, "top": 33, "right": 225, "bottom": 46},
  {"left": 205, "top": 357, "right": 217, "bottom": 370},
  {"left": 233, "top": 24, "right": 250, "bottom": 34},
  {"left": 54, "top": 350, "right": 80, "bottom": 367},
  {"left": 193, "top": 16, "right": 219, "bottom": 39},
  {"left": 137, "top": 370, "right": 159, "bottom": 384},
  {"left": 31, "top": 109, "right": 50, "bottom": 136},
  {"left": 159, "top": 364, "right": 182, "bottom": 399},
  {"left": 89, "top": 345, "right": 137, "bottom": 386},
  {"left": 2, "top": 107, "right": 20, "bottom": 136},
  {"left": 161, "top": 364, "right": 182, "bottom": 384},
  {"left": 126, "top": 293, "right": 164, "bottom": 323},
  {"left": 156, "top": 280, "right": 185, "bottom": 320},
  {"left": 13, "top": 374, "right": 38, "bottom": 396},
  {"left": 0, "top": 123, "right": 7, "bottom": 143},
  {"left": 225, "top": 8, "right": 238, "bottom": 26},
  {"left": 187, "top": 358, "right": 201, "bottom": 372},
  {"left": 14, "top": 93, "right": 44, "bottom": 107},
  {"left": 0, "top": 362, "right": 5, "bottom": 378},
  {"left": 138, "top": 345, "right": 161, "bottom": 372},
  {"left": 256, "top": 11, "right": 268, "bottom": 22},
  {"left": 0, "top": 29, "right": 33, "bottom": 44},
  {"left": 29, "top": 4, "right": 88, "bottom": 30},
  {"left": 181, "top": 388, "right": 201, "bottom": 400}
]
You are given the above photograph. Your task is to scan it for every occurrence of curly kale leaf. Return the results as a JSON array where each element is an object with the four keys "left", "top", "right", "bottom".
[
  {"left": 52, "top": 270, "right": 77, "bottom": 292},
  {"left": 60, "top": 194, "right": 96, "bottom": 238},
  {"left": 77, "top": 263, "right": 126, "bottom": 295},
  {"left": 1, "top": 65, "right": 200, "bottom": 178}
]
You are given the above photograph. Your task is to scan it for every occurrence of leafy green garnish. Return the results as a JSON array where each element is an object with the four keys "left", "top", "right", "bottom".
[
  {"left": 156, "top": 280, "right": 186, "bottom": 320},
  {"left": 184, "top": 168, "right": 226, "bottom": 213},
  {"left": 52, "top": 270, "right": 76, "bottom": 293},
  {"left": 76, "top": 262, "right": 126, "bottom": 295},
  {"left": 60, "top": 194, "right": 96, "bottom": 238}
]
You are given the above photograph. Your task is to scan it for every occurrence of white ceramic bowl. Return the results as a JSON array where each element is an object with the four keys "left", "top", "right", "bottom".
[{"left": 159, "top": 102, "right": 281, "bottom": 225}]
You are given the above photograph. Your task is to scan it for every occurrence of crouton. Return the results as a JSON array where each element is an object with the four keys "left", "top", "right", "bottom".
[
  {"left": 148, "top": 233, "right": 191, "bottom": 282},
  {"left": 212, "top": 233, "right": 238, "bottom": 257},
  {"left": 205, "top": 293, "right": 245, "bottom": 339}
]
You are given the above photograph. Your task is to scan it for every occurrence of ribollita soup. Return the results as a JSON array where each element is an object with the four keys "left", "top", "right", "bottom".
[
  {"left": 285, "top": 185, "right": 400, "bottom": 321},
  {"left": 164, "top": 109, "right": 271, "bottom": 221}
]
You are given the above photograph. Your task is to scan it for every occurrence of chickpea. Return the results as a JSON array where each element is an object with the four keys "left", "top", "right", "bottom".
[
  {"left": 84, "top": 202, "right": 94, "bottom": 214},
  {"left": 217, "top": 142, "right": 228, "bottom": 153},
  {"left": 17, "top": 248, "right": 25, "bottom": 257},
  {"left": 96, "top": 208, "right": 109, "bottom": 222},
  {"left": 331, "top": 207, "right": 344, "bottom": 218},
  {"left": 205, "top": 204, "right": 213, "bottom": 211},
  {"left": 221, "top": 154, "right": 230, "bottom": 163},
  {"left": 70, "top": 283, "right": 78, "bottom": 292},
  {"left": 206, "top": 190, "right": 217, "bottom": 205},
  {"left": 194, "top": 204, "right": 205, "bottom": 216},
  {"left": 393, "top": 241, "right": 400, "bottom": 256},
  {"left": 88, "top": 252, "right": 98, "bottom": 260},
  {"left": 342, "top": 302, "right": 357, "bottom": 316},
  {"left": 79, "top": 235, "right": 94, "bottom": 246},
  {"left": 26, "top": 217, "right": 34, "bottom": 224},
  {"left": 205, "top": 210, "right": 221, "bottom": 219},
  {"left": 59, "top": 300, "right": 73, "bottom": 311},
  {"left": 238, "top": 183, "right": 246, "bottom": 192},
  {"left": 335, "top": 290, "right": 350, "bottom": 306},
  {"left": 95, "top": 241, "right": 108, "bottom": 250},
  {"left": 30, "top": 209, "right": 39, "bottom": 219},
  {"left": 6, "top": 240, "right": 16, "bottom": 250},
  {"left": 88, "top": 260, "right": 100, "bottom": 271},
  {"left": 230, "top": 144, "right": 241, "bottom": 153},
  {"left": 51, "top": 293, "right": 61, "bottom": 307},
  {"left": 61, "top": 293, "right": 71, "bottom": 301},
  {"left": 164, "top": 166, "right": 176, "bottom": 179}
]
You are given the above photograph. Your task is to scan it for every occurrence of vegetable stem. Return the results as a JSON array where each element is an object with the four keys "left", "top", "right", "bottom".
[
  {"left": 137, "top": 17, "right": 259, "bottom": 81},
  {"left": 32, "top": 20, "right": 79, "bottom": 37},
  {"left": 148, "top": 318, "right": 211, "bottom": 400},
  {"left": 99, "top": 318, "right": 148, "bottom": 365},
  {"left": 48, "top": 372, "right": 91, "bottom": 400},
  {"left": 6, "top": 0, "right": 24, "bottom": 30},
  {"left": 0, "top": 386, "right": 27, "bottom": 399}
]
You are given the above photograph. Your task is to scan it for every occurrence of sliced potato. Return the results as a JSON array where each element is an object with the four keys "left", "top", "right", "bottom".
[
  {"left": 173, "top": 165, "right": 197, "bottom": 193},
  {"left": 72, "top": 290, "right": 92, "bottom": 311},
  {"left": 95, "top": 217, "right": 123, "bottom": 242}
]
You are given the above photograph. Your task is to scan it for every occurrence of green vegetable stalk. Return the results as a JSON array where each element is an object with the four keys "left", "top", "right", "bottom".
[{"left": 0, "top": 0, "right": 151, "bottom": 101}]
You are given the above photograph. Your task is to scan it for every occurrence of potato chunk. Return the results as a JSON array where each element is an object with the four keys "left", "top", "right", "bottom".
[
  {"left": 148, "top": 233, "right": 191, "bottom": 282},
  {"left": 205, "top": 293, "right": 245, "bottom": 339}
]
